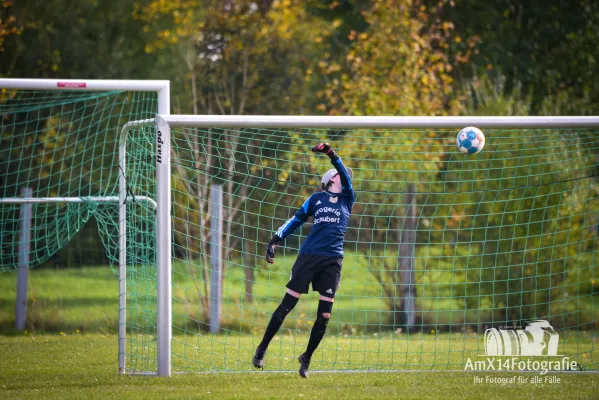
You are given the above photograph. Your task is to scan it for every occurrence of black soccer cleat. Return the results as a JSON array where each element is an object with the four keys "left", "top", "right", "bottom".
[
  {"left": 298, "top": 352, "right": 311, "bottom": 378},
  {"left": 252, "top": 347, "right": 267, "bottom": 369}
]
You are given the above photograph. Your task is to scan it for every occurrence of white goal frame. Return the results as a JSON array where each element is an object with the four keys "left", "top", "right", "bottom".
[
  {"left": 4, "top": 80, "right": 599, "bottom": 377},
  {"left": 0, "top": 78, "right": 170, "bottom": 375},
  {"left": 146, "top": 114, "right": 599, "bottom": 377}
]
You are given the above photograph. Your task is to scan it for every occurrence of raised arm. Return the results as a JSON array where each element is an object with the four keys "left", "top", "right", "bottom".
[
  {"left": 331, "top": 157, "right": 353, "bottom": 195},
  {"left": 312, "top": 142, "right": 354, "bottom": 195},
  {"left": 265, "top": 195, "right": 313, "bottom": 264}
]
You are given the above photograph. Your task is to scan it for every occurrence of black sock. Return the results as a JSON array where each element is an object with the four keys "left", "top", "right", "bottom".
[
  {"left": 305, "top": 315, "right": 329, "bottom": 358},
  {"left": 258, "top": 293, "right": 299, "bottom": 351},
  {"left": 305, "top": 299, "right": 333, "bottom": 358}
]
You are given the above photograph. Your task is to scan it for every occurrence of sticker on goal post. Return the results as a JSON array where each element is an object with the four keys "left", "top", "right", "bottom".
[{"left": 57, "top": 82, "right": 87, "bottom": 88}]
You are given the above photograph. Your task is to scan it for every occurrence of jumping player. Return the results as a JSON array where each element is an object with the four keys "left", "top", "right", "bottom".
[{"left": 252, "top": 142, "right": 355, "bottom": 378}]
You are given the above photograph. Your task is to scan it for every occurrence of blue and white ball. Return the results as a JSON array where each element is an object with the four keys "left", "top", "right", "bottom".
[{"left": 457, "top": 126, "right": 485, "bottom": 154}]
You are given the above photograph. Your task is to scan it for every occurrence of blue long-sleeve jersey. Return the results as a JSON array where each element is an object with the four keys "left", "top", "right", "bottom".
[{"left": 274, "top": 157, "right": 356, "bottom": 258}]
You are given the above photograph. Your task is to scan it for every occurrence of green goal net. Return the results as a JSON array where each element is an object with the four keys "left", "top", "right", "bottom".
[
  {"left": 2, "top": 95, "right": 598, "bottom": 374},
  {"left": 0, "top": 81, "right": 166, "bottom": 368},
  {"left": 123, "top": 117, "right": 598, "bottom": 374},
  {"left": 0, "top": 83, "right": 161, "bottom": 272}
]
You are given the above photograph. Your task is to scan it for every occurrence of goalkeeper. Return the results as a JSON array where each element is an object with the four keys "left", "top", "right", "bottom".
[{"left": 252, "top": 142, "right": 355, "bottom": 378}]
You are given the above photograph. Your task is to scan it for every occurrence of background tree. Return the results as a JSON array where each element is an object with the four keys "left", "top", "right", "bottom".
[
  {"left": 1, "top": 0, "right": 157, "bottom": 79},
  {"left": 2, "top": 0, "right": 597, "bottom": 332},
  {"left": 0, "top": 0, "right": 21, "bottom": 54},
  {"left": 439, "top": 0, "right": 599, "bottom": 115},
  {"left": 136, "top": 0, "right": 333, "bottom": 312},
  {"left": 309, "top": 0, "right": 477, "bottom": 329}
]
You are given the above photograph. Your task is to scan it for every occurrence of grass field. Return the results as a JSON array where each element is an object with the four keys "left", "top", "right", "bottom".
[
  {"left": 1, "top": 334, "right": 597, "bottom": 399},
  {"left": 1, "top": 262, "right": 597, "bottom": 398},
  {"left": 0, "top": 266, "right": 119, "bottom": 333},
  {"left": 1, "top": 260, "right": 473, "bottom": 334},
  {"left": 2, "top": 257, "right": 595, "bottom": 336}
]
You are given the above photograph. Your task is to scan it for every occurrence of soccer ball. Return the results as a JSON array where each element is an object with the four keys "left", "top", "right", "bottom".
[{"left": 456, "top": 126, "right": 485, "bottom": 154}]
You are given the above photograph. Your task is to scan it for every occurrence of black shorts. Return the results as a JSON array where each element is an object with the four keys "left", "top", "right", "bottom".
[{"left": 286, "top": 254, "right": 342, "bottom": 298}]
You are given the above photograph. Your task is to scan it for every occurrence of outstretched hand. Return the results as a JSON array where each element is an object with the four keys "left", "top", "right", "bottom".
[
  {"left": 312, "top": 143, "right": 337, "bottom": 160},
  {"left": 265, "top": 242, "right": 276, "bottom": 264}
]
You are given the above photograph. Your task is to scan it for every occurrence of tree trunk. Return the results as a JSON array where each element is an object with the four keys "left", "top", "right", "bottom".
[{"left": 243, "top": 238, "right": 255, "bottom": 303}]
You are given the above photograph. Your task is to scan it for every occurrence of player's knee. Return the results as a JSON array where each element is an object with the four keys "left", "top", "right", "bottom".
[
  {"left": 317, "top": 300, "right": 333, "bottom": 324},
  {"left": 315, "top": 313, "right": 329, "bottom": 334},
  {"left": 275, "top": 293, "right": 299, "bottom": 321}
]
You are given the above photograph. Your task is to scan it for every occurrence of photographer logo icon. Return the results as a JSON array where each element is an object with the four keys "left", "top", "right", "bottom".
[{"left": 484, "top": 320, "right": 560, "bottom": 356}]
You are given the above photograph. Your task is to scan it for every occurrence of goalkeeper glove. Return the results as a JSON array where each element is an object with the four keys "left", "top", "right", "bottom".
[
  {"left": 311, "top": 142, "right": 338, "bottom": 160},
  {"left": 265, "top": 236, "right": 282, "bottom": 264}
]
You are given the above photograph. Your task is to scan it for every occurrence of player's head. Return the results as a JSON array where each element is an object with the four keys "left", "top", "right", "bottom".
[{"left": 321, "top": 167, "right": 352, "bottom": 193}]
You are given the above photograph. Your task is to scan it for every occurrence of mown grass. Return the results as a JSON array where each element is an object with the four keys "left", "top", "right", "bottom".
[
  {"left": 0, "top": 266, "right": 118, "bottom": 333},
  {"left": 0, "top": 255, "right": 473, "bottom": 334},
  {"left": 0, "top": 334, "right": 597, "bottom": 400},
  {"left": 160, "top": 331, "right": 598, "bottom": 373},
  {"left": 1, "top": 257, "right": 597, "bottom": 374},
  {"left": 0, "top": 263, "right": 597, "bottom": 398},
  {"left": 4, "top": 266, "right": 595, "bottom": 373},
  {"left": 1, "top": 252, "right": 596, "bottom": 335}
]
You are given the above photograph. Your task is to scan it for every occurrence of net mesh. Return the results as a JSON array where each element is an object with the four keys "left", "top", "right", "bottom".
[
  {"left": 126, "top": 124, "right": 598, "bottom": 373},
  {"left": 2, "top": 95, "right": 597, "bottom": 372},
  {"left": 0, "top": 88, "right": 158, "bottom": 271},
  {"left": 0, "top": 85, "right": 159, "bottom": 371}
]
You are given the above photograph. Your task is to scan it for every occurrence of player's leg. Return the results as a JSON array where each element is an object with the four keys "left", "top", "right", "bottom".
[
  {"left": 299, "top": 295, "right": 333, "bottom": 378},
  {"left": 252, "top": 288, "right": 301, "bottom": 369},
  {"left": 253, "top": 255, "right": 316, "bottom": 369},
  {"left": 298, "top": 257, "right": 341, "bottom": 378}
]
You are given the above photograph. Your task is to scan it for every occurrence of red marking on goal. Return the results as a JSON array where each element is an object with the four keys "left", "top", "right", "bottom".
[{"left": 57, "top": 82, "right": 87, "bottom": 88}]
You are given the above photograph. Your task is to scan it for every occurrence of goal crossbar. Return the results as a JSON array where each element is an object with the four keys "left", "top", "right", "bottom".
[
  {"left": 0, "top": 78, "right": 169, "bottom": 376},
  {"left": 0, "top": 196, "right": 157, "bottom": 209},
  {"left": 159, "top": 115, "right": 599, "bottom": 128},
  {"left": 138, "top": 114, "right": 599, "bottom": 377},
  {"left": 0, "top": 79, "right": 170, "bottom": 114}
]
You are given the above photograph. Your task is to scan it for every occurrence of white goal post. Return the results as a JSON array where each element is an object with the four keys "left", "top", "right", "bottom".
[
  {"left": 143, "top": 114, "right": 599, "bottom": 377},
  {"left": 5, "top": 77, "right": 599, "bottom": 376},
  {"left": 0, "top": 78, "right": 170, "bottom": 108},
  {"left": 0, "top": 78, "right": 169, "bottom": 375}
]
